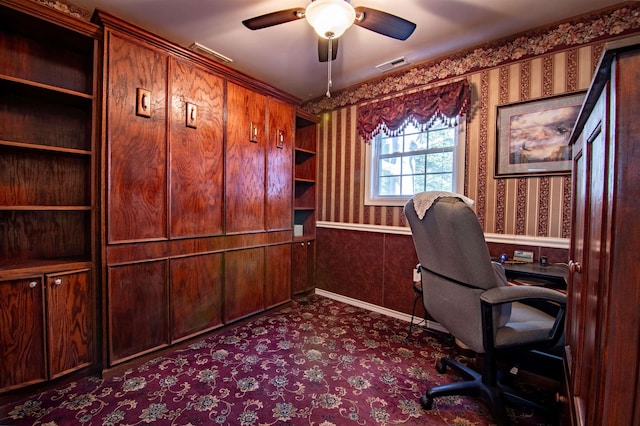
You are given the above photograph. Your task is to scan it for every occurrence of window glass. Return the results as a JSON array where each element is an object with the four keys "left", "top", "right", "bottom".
[{"left": 365, "top": 117, "right": 465, "bottom": 206}]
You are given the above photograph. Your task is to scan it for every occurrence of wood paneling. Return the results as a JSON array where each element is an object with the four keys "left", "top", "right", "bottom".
[
  {"left": 224, "top": 247, "right": 264, "bottom": 322},
  {"left": 265, "top": 243, "right": 291, "bottom": 308},
  {"left": 107, "top": 261, "right": 169, "bottom": 364},
  {"left": 169, "top": 59, "right": 224, "bottom": 238},
  {"left": 46, "top": 269, "right": 92, "bottom": 379},
  {"left": 170, "top": 253, "right": 223, "bottom": 341},
  {"left": 0, "top": 277, "right": 46, "bottom": 392},
  {"left": 316, "top": 228, "right": 384, "bottom": 306},
  {"left": 106, "top": 33, "right": 168, "bottom": 243},
  {"left": 225, "top": 82, "right": 265, "bottom": 233},
  {"left": 266, "top": 99, "right": 293, "bottom": 231}
]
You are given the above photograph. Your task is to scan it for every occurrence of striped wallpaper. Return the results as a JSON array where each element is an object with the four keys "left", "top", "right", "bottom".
[{"left": 315, "top": 45, "right": 605, "bottom": 239}]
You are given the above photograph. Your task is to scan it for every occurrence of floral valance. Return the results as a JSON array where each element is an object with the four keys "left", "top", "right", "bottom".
[{"left": 356, "top": 80, "right": 471, "bottom": 142}]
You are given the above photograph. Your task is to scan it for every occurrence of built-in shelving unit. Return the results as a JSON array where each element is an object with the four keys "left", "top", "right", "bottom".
[
  {"left": 292, "top": 109, "right": 319, "bottom": 295},
  {"left": 0, "top": 0, "right": 98, "bottom": 396},
  {"left": 294, "top": 111, "right": 319, "bottom": 239}
]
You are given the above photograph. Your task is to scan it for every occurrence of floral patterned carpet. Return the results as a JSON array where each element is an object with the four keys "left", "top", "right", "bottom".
[{"left": 1, "top": 295, "right": 555, "bottom": 425}]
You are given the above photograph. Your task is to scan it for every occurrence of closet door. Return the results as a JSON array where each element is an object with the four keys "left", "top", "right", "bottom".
[{"left": 226, "top": 82, "right": 266, "bottom": 233}]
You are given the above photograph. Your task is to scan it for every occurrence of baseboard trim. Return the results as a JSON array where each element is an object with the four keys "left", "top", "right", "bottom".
[{"left": 314, "top": 288, "right": 448, "bottom": 334}]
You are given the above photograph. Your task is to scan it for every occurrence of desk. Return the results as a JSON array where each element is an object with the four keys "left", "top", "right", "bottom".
[{"left": 502, "top": 262, "right": 568, "bottom": 289}]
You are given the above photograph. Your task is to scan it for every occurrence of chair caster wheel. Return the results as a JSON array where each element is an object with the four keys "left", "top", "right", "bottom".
[
  {"left": 436, "top": 360, "right": 447, "bottom": 374},
  {"left": 420, "top": 395, "right": 434, "bottom": 410}
]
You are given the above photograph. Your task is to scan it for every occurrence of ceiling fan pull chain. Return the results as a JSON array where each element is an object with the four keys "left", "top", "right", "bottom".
[{"left": 326, "top": 38, "right": 333, "bottom": 98}]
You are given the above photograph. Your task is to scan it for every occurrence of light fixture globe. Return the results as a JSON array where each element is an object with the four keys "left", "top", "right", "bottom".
[{"left": 305, "top": 0, "right": 356, "bottom": 39}]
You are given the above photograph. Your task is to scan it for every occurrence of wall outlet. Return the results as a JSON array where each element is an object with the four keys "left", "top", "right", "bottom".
[{"left": 413, "top": 266, "right": 422, "bottom": 282}]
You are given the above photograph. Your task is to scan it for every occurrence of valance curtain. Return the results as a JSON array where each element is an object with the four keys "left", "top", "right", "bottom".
[{"left": 356, "top": 80, "right": 471, "bottom": 142}]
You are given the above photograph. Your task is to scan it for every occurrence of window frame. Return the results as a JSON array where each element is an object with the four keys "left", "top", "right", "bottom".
[{"left": 364, "top": 117, "right": 466, "bottom": 207}]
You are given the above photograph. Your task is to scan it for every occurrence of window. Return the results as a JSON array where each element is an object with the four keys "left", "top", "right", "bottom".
[{"left": 365, "top": 118, "right": 465, "bottom": 206}]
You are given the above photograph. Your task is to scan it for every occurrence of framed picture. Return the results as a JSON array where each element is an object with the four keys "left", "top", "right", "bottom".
[{"left": 495, "top": 91, "right": 586, "bottom": 178}]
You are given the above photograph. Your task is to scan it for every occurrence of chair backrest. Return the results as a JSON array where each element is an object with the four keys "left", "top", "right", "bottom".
[{"left": 404, "top": 195, "right": 499, "bottom": 353}]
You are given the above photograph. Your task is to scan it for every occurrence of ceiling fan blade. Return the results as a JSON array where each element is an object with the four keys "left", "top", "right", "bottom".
[
  {"left": 242, "top": 8, "right": 305, "bottom": 30},
  {"left": 318, "top": 38, "right": 339, "bottom": 62},
  {"left": 354, "top": 7, "right": 416, "bottom": 40}
]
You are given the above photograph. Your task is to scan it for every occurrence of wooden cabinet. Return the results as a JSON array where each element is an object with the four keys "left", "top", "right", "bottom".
[
  {"left": 292, "top": 239, "right": 316, "bottom": 295},
  {"left": 98, "top": 11, "right": 297, "bottom": 369},
  {"left": 565, "top": 36, "right": 640, "bottom": 426},
  {"left": 0, "top": 269, "right": 92, "bottom": 393},
  {"left": 0, "top": 0, "right": 98, "bottom": 394}
]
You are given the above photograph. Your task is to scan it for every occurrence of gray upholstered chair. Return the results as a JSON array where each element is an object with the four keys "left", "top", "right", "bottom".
[{"left": 404, "top": 192, "right": 566, "bottom": 424}]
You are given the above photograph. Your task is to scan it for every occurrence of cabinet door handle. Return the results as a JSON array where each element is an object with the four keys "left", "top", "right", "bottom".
[
  {"left": 29, "top": 281, "right": 38, "bottom": 289},
  {"left": 54, "top": 278, "right": 63, "bottom": 286},
  {"left": 568, "top": 260, "right": 582, "bottom": 273}
]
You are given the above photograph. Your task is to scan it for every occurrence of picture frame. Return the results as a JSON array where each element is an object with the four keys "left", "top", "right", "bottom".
[{"left": 495, "top": 91, "right": 586, "bottom": 178}]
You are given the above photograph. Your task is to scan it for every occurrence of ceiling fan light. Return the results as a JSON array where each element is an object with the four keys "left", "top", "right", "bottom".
[{"left": 305, "top": 0, "right": 355, "bottom": 39}]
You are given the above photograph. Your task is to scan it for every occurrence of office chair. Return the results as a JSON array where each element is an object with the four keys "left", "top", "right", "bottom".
[{"left": 404, "top": 192, "right": 566, "bottom": 424}]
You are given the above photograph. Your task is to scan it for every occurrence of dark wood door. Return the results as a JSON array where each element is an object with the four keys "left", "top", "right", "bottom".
[
  {"left": 169, "top": 58, "right": 224, "bottom": 238},
  {"left": 226, "top": 82, "right": 266, "bottom": 233},
  {"left": 170, "top": 253, "right": 223, "bottom": 342},
  {"left": 46, "top": 269, "right": 93, "bottom": 379},
  {"left": 106, "top": 32, "right": 168, "bottom": 243},
  {"left": 265, "top": 243, "right": 291, "bottom": 308},
  {"left": 266, "top": 99, "right": 293, "bottom": 231},
  {"left": 568, "top": 93, "right": 603, "bottom": 425},
  {"left": 108, "top": 260, "right": 169, "bottom": 364},
  {"left": 224, "top": 247, "right": 265, "bottom": 322},
  {"left": 0, "top": 277, "right": 46, "bottom": 392}
]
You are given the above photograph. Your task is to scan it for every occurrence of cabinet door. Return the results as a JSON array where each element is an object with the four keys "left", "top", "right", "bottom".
[
  {"left": 292, "top": 239, "right": 315, "bottom": 295},
  {"left": 0, "top": 277, "right": 46, "bottom": 392},
  {"left": 46, "top": 270, "right": 93, "bottom": 379},
  {"left": 226, "top": 82, "right": 266, "bottom": 233},
  {"left": 292, "top": 241, "right": 308, "bottom": 295},
  {"left": 170, "top": 253, "right": 223, "bottom": 342},
  {"left": 265, "top": 243, "right": 291, "bottom": 308},
  {"left": 169, "top": 59, "right": 224, "bottom": 238},
  {"left": 306, "top": 239, "right": 316, "bottom": 291},
  {"left": 106, "top": 32, "right": 168, "bottom": 243},
  {"left": 266, "top": 99, "right": 293, "bottom": 231},
  {"left": 225, "top": 247, "right": 265, "bottom": 322},
  {"left": 108, "top": 261, "right": 169, "bottom": 364}
]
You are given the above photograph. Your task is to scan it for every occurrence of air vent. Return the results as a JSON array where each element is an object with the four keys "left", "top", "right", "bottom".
[
  {"left": 375, "top": 56, "right": 409, "bottom": 72},
  {"left": 189, "top": 42, "right": 233, "bottom": 64}
]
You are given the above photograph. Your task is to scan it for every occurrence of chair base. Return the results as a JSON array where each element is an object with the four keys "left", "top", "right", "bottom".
[
  {"left": 421, "top": 356, "right": 559, "bottom": 425},
  {"left": 421, "top": 357, "right": 509, "bottom": 425}
]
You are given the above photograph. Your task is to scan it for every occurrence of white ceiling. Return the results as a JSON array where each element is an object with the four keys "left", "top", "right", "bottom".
[{"left": 69, "top": 0, "right": 624, "bottom": 100}]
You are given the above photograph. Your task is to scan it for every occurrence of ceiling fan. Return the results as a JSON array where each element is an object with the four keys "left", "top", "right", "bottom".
[{"left": 242, "top": 0, "right": 417, "bottom": 63}]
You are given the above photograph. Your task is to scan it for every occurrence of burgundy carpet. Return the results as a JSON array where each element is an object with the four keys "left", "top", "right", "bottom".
[{"left": 1, "top": 295, "right": 555, "bottom": 425}]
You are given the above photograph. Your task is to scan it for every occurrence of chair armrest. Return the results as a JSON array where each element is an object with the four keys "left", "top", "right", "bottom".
[{"left": 480, "top": 285, "right": 566, "bottom": 306}]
